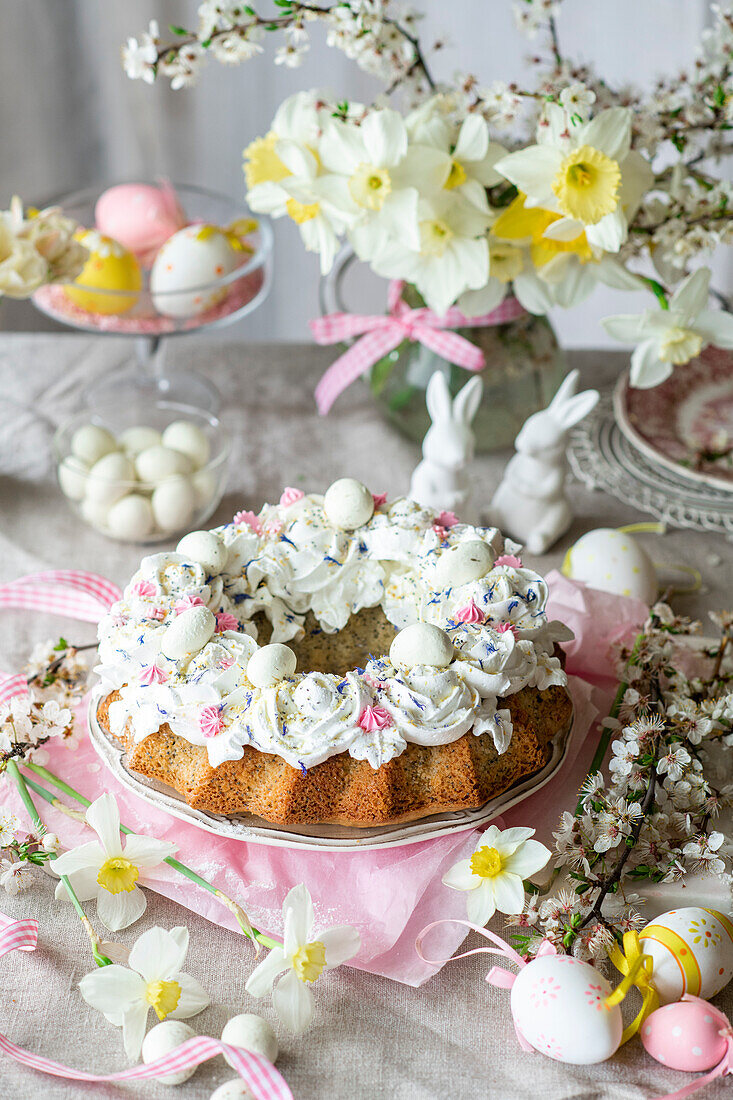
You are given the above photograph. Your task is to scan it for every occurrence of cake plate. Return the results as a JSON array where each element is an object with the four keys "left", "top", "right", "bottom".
[{"left": 87, "top": 686, "right": 573, "bottom": 853}]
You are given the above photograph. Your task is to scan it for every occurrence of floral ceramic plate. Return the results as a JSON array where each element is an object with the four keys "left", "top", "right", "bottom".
[{"left": 613, "top": 348, "right": 733, "bottom": 491}]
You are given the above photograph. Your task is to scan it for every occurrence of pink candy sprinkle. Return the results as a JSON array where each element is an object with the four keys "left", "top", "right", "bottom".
[
  {"left": 175, "top": 595, "right": 205, "bottom": 614},
  {"left": 140, "top": 664, "right": 166, "bottom": 686},
  {"left": 280, "top": 486, "right": 305, "bottom": 507},
  {"left": 215, "top": 612, "right": 239, "bottom": 633},
  {"left": 149, "top": 607, "right": 166, "bottom": 621},
  {"left": 456, "top": 599, "right": 485, "bottom": 625},
  {"left": 200, "top": 705, "right": 224, "bottom": 738},
  {"left": 432, "top": 523, "right": 449, "bottom": 541},
  {"left": 496, "top": 622, "right": 519, "bottom": 638},
  {"left": 232, "top": 510, "right": 263, "bottom": 534},
  {"left": 131, "top": 580, "right": 156, "bottom": 598},
  {"left": 358, "top": 705, "right": 392, "bottom": 732},
  {"left": 495, "top": 554, "right": 523, "bottom": 568},
  {"left": 372, "top": 491, "right": 388, "bottom": 508},
  {"left": 436, "top": 510, "right": 458, "bottom": 528}
]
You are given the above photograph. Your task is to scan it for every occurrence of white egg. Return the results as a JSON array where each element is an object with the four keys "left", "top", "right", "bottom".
[
  {"left": 247, "top": 644, "right": 297, "bottom": 688},
  {"left": 151, "top": 224, "right": 240, "bottom": 318},
  {"left": 176, "top": 531, "right": 227, "bottom": 574},
  {"left": 221, "top": 1014, "right": 278, "bottom": 1066},
  {"left": 161, "top": 605, "right": 216, "bottom": 660},
  {"left": 119, "top": 425, "right": 163, "bottom": 456},
  {"left": 390, "top": 623, "right": 454, "bottom": 669},
  {"left": 323, "top": 478, "right": 374, "bottom": 529},
  {"left": 162, "top": 420, "right": 211, "bottom": 469},
  {"left": 152, "top": 476, "right": 197, "bottom": 533},
  {"left": 141, "top": 1020, "right": 197, "bottom": 1085},
  {"left": 70, "top": 423, "right": 117, "bottom": 466},
  {"left": 58, "top": 455, "right": 89, "bottom": 501},
  {"left": 107, "top": 494, "right": 155, "bottom": 541},
  {"left": 563, "top": 528, "right": 657, "bottom": 604},
  {"left": 210, "top": 1081, "right": 255, "bottom": 1100},
  {"left": 85, "top": 452, "right": 136, "bottom": 505},
  {"left": 191, "top": 468, "right": 218, "bottom": 510},
  {"left": 80, "top": 495, "right": 111, "bottom": 531},
  {"left": 639, "top": 907, "right": 733, "bottom": 1004},
  {"left": 510, "top": 954, "right": 623, "bottom": 1065},
  {"left": 136, "top": 444, "right": 193, "bottom": 485},
  {"left": 433, "top": 540, "right": 495, "bottom": 589}
]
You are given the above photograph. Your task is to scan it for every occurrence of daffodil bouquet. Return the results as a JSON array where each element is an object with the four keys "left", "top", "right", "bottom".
[{"left": 125, "top": 0, "right": 733, "bottom": 388}]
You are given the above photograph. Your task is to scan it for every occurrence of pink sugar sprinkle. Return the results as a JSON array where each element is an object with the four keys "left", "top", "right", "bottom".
[
  {"left": 233, "top": 510, "right": 263, "bottom": 534},
  {"left": 140, "top": 664, "right": 166, "bottom": 686},
  {"left": 495, "top": 554, "right": 523, "bottom": 568},
  {"left": 432, "top": 523, "right": 449, "bottom": 541},
  {"left": 175, "top": 595, "right": 205, "bottom": 614},
  {"left": 456, "top": 599, "right": 485, "bottom": 625},
  {"left": 131, "top": 580, "right": 156, "bottom": 598},
  {"left": 149, "top": 607, "right": 166, "bottom": 621},
  {"left": 496, "top": 622, "right": 519, "bottom": 638},
  {"left": 436, "top": 510, "right": 458, "bottom": 528},
  {"left": 215, "top": 611, "right": 240, "bottom": 633},
  {"left": 200, "top": 705, "right": 224, "bottom": 738},
  {"left": 280, "top": 486, "right": 305, "bottom": 507},
  {"left": 358, "top": 705, "right": 392, "bottom": 732},
  {"left": 372, "top": 491, "right": 388, "bottom": 508}
]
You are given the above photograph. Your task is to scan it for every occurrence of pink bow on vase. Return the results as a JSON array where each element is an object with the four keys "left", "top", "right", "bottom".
[{"left": 310, "top": 280, "right": 525, "bottom": 414}]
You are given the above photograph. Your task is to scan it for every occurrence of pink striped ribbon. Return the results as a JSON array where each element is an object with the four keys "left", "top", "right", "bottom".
[
  {"left": 311, "top": 280, "right": 526, "bottom": 414},
  {"left": 0, "top": 912, "right": 38, "bottom": 957},
  {"left": 0, "top": 569, "right": 122, "bottom": 624}
]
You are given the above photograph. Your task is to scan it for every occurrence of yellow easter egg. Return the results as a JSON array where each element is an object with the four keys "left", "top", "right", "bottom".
[
  {"left": 639, "top": 907, "right": 733, "bottom": 1004},
  {"left": 64, "top": 230, "right": 141, "bottom": 314}
]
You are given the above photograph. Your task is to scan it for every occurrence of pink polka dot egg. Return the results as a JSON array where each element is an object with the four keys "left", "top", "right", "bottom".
[{"left": 641, "top": 998, "right": 730, "bottom": 1072}]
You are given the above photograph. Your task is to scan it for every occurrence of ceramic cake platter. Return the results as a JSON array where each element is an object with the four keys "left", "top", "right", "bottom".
[{"left": 87, "top": 686, "right": 573, "bottom": 852}]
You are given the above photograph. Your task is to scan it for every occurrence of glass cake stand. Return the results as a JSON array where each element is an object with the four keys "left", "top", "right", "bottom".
[{"left": 32, "top": 182, "right": 273, "bottom": 413}]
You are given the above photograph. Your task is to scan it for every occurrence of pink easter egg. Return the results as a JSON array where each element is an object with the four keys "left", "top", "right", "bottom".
[
  {"left": 641, "top": 999, "right": 729, "bottom": 1072},
  {"left": 95, "top": 183, "right": 186, "bottom": 261}
]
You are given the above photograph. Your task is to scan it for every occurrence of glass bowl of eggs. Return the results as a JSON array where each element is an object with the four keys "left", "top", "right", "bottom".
[{"left": 53, "top": 401, "right": 230, "bottom": 543}]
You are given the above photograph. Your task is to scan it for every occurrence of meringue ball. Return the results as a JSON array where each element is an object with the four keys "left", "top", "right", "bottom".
[
  {"left": 85, "top": 452, "right": 136, "bottom": 505},
  {"left": 107, "top": 494, "right": 155, "bottom": 541},
  {"left": 141, "top": 1020, "right": 197, "bottom": 1085},
  {"left": 161, "top": 605, "right": 216, "bottom": 660},
  {"left": 433, "top": 540, "right": 495, "bottom": 589},
  {"left": 118, "top": 425, "right": 162, "bottom": 456},
  {"left": 152, "top": 476, "right": 197, "bottom": 533},
  {"left": 58, "top": 455, "right": 89, "bottom": 501},
  {"left": 135, "top": 444, "right": 193, "bottom": 485},
  {"left": 247, "top": 643, "right": 297, "bottom": 688},
  {"left": 176, "top": 531, "right": 227, "bottom": 574},
  {"left": 390, "top": 623, "right": 454, "bottom": 669},
  {"left": 221, "top": 1014, "right": 278, "bottom": 1066},
  {"left": 323, "top": 478, "right": 374, "bottom": 530},
  {"left": 210, "top": 1082, "right": 255, "bottom": 1100},
  {"left": 70, "top": 423, "right": 117, "bottom": 467},
  {"left": 162, "top": 420, "right": 211, "bottom": 469}
]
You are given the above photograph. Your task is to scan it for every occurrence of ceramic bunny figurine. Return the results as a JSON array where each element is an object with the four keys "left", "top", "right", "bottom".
[
  {"left": 409, "top": 371, "right": 483, "bottom": 523},
  {"left": 489, "top": 369, "right": 599, "bottom": 554}
]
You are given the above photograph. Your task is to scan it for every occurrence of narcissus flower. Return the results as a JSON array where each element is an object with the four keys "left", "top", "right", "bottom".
[{"left": 442, "top": 824, "right": 551, "bottom": 925}]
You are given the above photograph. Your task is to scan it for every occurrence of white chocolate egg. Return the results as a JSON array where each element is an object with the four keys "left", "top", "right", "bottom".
[
  {"left": 176, "top": 531, "right": 227, "bottom": 574},
  {"left": 70, "top": 423, "right": 117, "bottom": 466},
  {"left": 162, "top": 420, "right": 211, "bottom": 469},
  {"left": 511, "top": 954, "right": 623, "bottom": 1065},
  {"left": 135, "top": 444, "right": 193, "bottom": 484},
  {"left": 151, "top": 224, "right": 241, "bottom": 318},
  {"left": 58, "top": 455, "right": 89, "bottom": 501},
  {"left": 247, "top": 643, "right": 297, "bottom": 688},
  {"left": 221, "top": 1014, "right": 278, "bottom": 1066},
  {"left": 106, "top": 494, "right": 155, "bottom": 541},
  {"left": 639, "top": 907, "right": 733, "bottom": 1004},
  {"left": 119, "top": 425, "right": 162, "bottom": 456},
  {"left": 141, "top": 1020, "right": 197, "bottom": 1085},
  {"left": 433, "top": 540, "right": 495, "bottom": 589},
  {"left": 161, "top": 605, "right": 216, "bottom": 660},
  {"left": 563, "top": 528, "right": 657, "bottom": 604},
  {"left": 85, "top": 452, "right": 136, "bottom": 505},
  {"left": 191, "top": 468, "right": 217, "bottom": 509},
  {"left": 390, "top": 623, "right": 454, "bottom": 669},
  {"left": 323, "top": 478, "right": 374, "bottom": 530},
  {"left": 210, "top": 1081, "right": 255, "bottom": 1100},
  {"left": 152, "top": 476, "right": 197, "bottom": 533}
]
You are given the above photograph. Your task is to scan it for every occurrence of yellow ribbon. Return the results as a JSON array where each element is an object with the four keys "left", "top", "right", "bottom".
[{"left": 606, "top": 931, "right": 660, "bottom": 1045}]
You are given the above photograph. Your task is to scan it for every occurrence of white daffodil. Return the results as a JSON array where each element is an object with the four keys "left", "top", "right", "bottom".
[
  {"left": 602, "top": 267, "right": 733, "bottom": 387},
  {"left": 52, "top": 792, "right": 177, "bottom": 931},
  {"left": 494, "top": 104, "right": 653, "bottom": 252},
  {"left": 245, "top": 883, "right": 360, "bottom": 1033},
  {"left": 442, "top": 824, "right": 551, "bottom": 925},
  {"left": 79, "top": 925, "right": 209, "bottom": 1060}
]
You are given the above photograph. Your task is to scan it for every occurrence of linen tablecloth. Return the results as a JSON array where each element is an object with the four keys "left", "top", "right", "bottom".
[{"left": 0, "top": 334, "right": 731, "bottom": 1099}]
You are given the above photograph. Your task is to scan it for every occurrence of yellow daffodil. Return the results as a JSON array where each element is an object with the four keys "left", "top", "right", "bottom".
[{"left": 442, "top": 824, "right": 551, "bottom": 925}]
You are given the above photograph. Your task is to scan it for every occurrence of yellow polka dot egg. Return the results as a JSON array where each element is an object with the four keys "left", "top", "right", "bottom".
[
  {"left": 562, "top": 527, "right": 657, "bottom": 604},
  {"left": 64, "top": 229, "right": 142, "bottom": 314},
  {"left": 150, "top": 224, "right": 242, "bottom": 318},
  {"left": 639, "top": 906, "right": 733, "bottom": 1004}
]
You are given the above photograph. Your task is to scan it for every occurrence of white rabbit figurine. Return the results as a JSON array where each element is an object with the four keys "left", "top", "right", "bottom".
[
  {"left": 489, "top": 369, "right": 599, "bottom": 554},
  {"left": 409, "top": 371, "right": 483, "bottom": 523}
]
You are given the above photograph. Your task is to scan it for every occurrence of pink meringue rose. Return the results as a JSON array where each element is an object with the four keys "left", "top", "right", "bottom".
[
  {"left": 232, "top": 510, "right": 263, "bottom": 534},
  {"left": 149, "top": 607, "right": 166, "bottom": 621},
  {"left": 215, "top": 611, "right": 239, "bottom": 633},
  {"left": 432, "top": 523, "right": 449, "bottom": 541},
  {"left": 175, "top": 595, "right": 205, "bottom": 614},
  {"left": 264, "top": 519, "right": 284, "bottom": 538},
  {"left": 280, "top": 486, "right": 305, "bottom": 507},
  {"left": 436, "top": 510, "right": 458, "bottom": 528},
  {"left": 456, "top": 599, "right": 485, "bottom": 624},
  {"left": 131, "top": 580, "right": 156, "bottom": 598},
  {"left": 372, "top": 491, "right": 388, "bottom": 508},
  {"left": 495, "top": 554, "right": 523, "bottom": 568},
  {"left": 496, "top": 621, "right": 519, "bottom": 638},
  {"left": 140, "top": 664, "right": 166, "bottom": 685},
  {"left": 200, "top": 705, "right": 224, "bottom": 738},
  {"left": 220, "top": 657, "right": 235, "bottom": 669},
  {"left": 357, "top": 705, "right": 392, "bottom": 732}
]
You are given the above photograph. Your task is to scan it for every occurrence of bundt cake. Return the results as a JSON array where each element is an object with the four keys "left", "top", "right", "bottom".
[{"left": 95, "top": 481, "right": 574, "bottom": 827}]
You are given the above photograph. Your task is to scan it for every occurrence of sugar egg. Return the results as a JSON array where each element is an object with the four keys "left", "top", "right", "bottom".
[
  {"left": 390, "top": 623, "right": 454, "bottom": 669},
  {"left": 151, "top": 224, "right": 241, "bottom": 318},
  {"left": 191, "top": 468, "right": 218, "bottom": 509},
  {"left": 639, "top": 907, "right": 733, "bottom": 1004},
  {"left": 162, "top": 420, "right": 211, "bottom": 468},
  {"left": 641, "top": 998, "right": 730, "bottom": 1072},
  {"left": 562, "top": 528, "right": 657, "bottom": 604},
  {"left": 118, "top": 425, "right": 163, "bottom": 456},
  {"left": 433, "top": 540, "right": 495, "bottom": 589},
  {"left": 107, "top": 494, "right": 155, "bottom": 541},
  {"left": 70, "top": 423, "right": 117, "bottom": 466},
  {"left": 136, "top": 444, "right": 193, "bottom": 485},
  {"left": 58, "top": 455, "right": 89, "bottom": 501},
  {"left": 210, "top": 1082, "right": 255, "bottom": 1100},
  {"left": 247, "top": 644, "right": 297, "bottom": 688},
  {"left": 323, "top": 478, "right": 374, "bottom": 529},
  {"left": 141, "top": 1020, "right": 197, "bottom": 1085},
  {"left": 176, "top": 531, "right": 227, "bottom": 574},
  {"left": 161, "top": 605, "right": 216, "bottom": 660},
  {"left": 85, "top": 452, "right": 136, "bottom": 505},
  {"left": 221, "top": 1014, "right": 278, "bottom": 1066},
  {"left": 80, "top": 495, "right": 111, "bottom": 531},
  {"left": 64, "top": 229, "right": 142, "bottom": 314},
  {"left": 152, "top": 475, "right": 196, "bottom": 533},
  {"left": 95, "top": 182, "right": 185, "bottom": 260}
]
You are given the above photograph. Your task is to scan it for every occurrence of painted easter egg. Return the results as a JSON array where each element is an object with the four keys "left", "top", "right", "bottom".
[
  {"left": 95, "top": 182, "right": 185, "bottom": 260},
  {"left": 641, "top": 998, "right": 730, "bottom": 1072},
  {"left": 150, "top": 224, "right": 241, "bottom": 318},
  {"left": 562, "top": 528, "right": 657, "bottom": 604},
  {"left": 510, "top": 954, "right": 623, "bottom": 1065},
  {"left": 639, "top": 907, "right": 733, "bottom": 1004},
  {"left": 64, "top": 230, "right": 141, "bottom": 314}
]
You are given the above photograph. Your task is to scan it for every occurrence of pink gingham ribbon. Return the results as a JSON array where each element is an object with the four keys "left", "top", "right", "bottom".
[
  {"left": 0, "top": 911, "right": 38, "bottom": 958},
  {"left": 0, "top": 569, "right": 122, "bottom": 624},
  {"left": 311, "top": 281, "right": 525, "bottom": 414}
]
